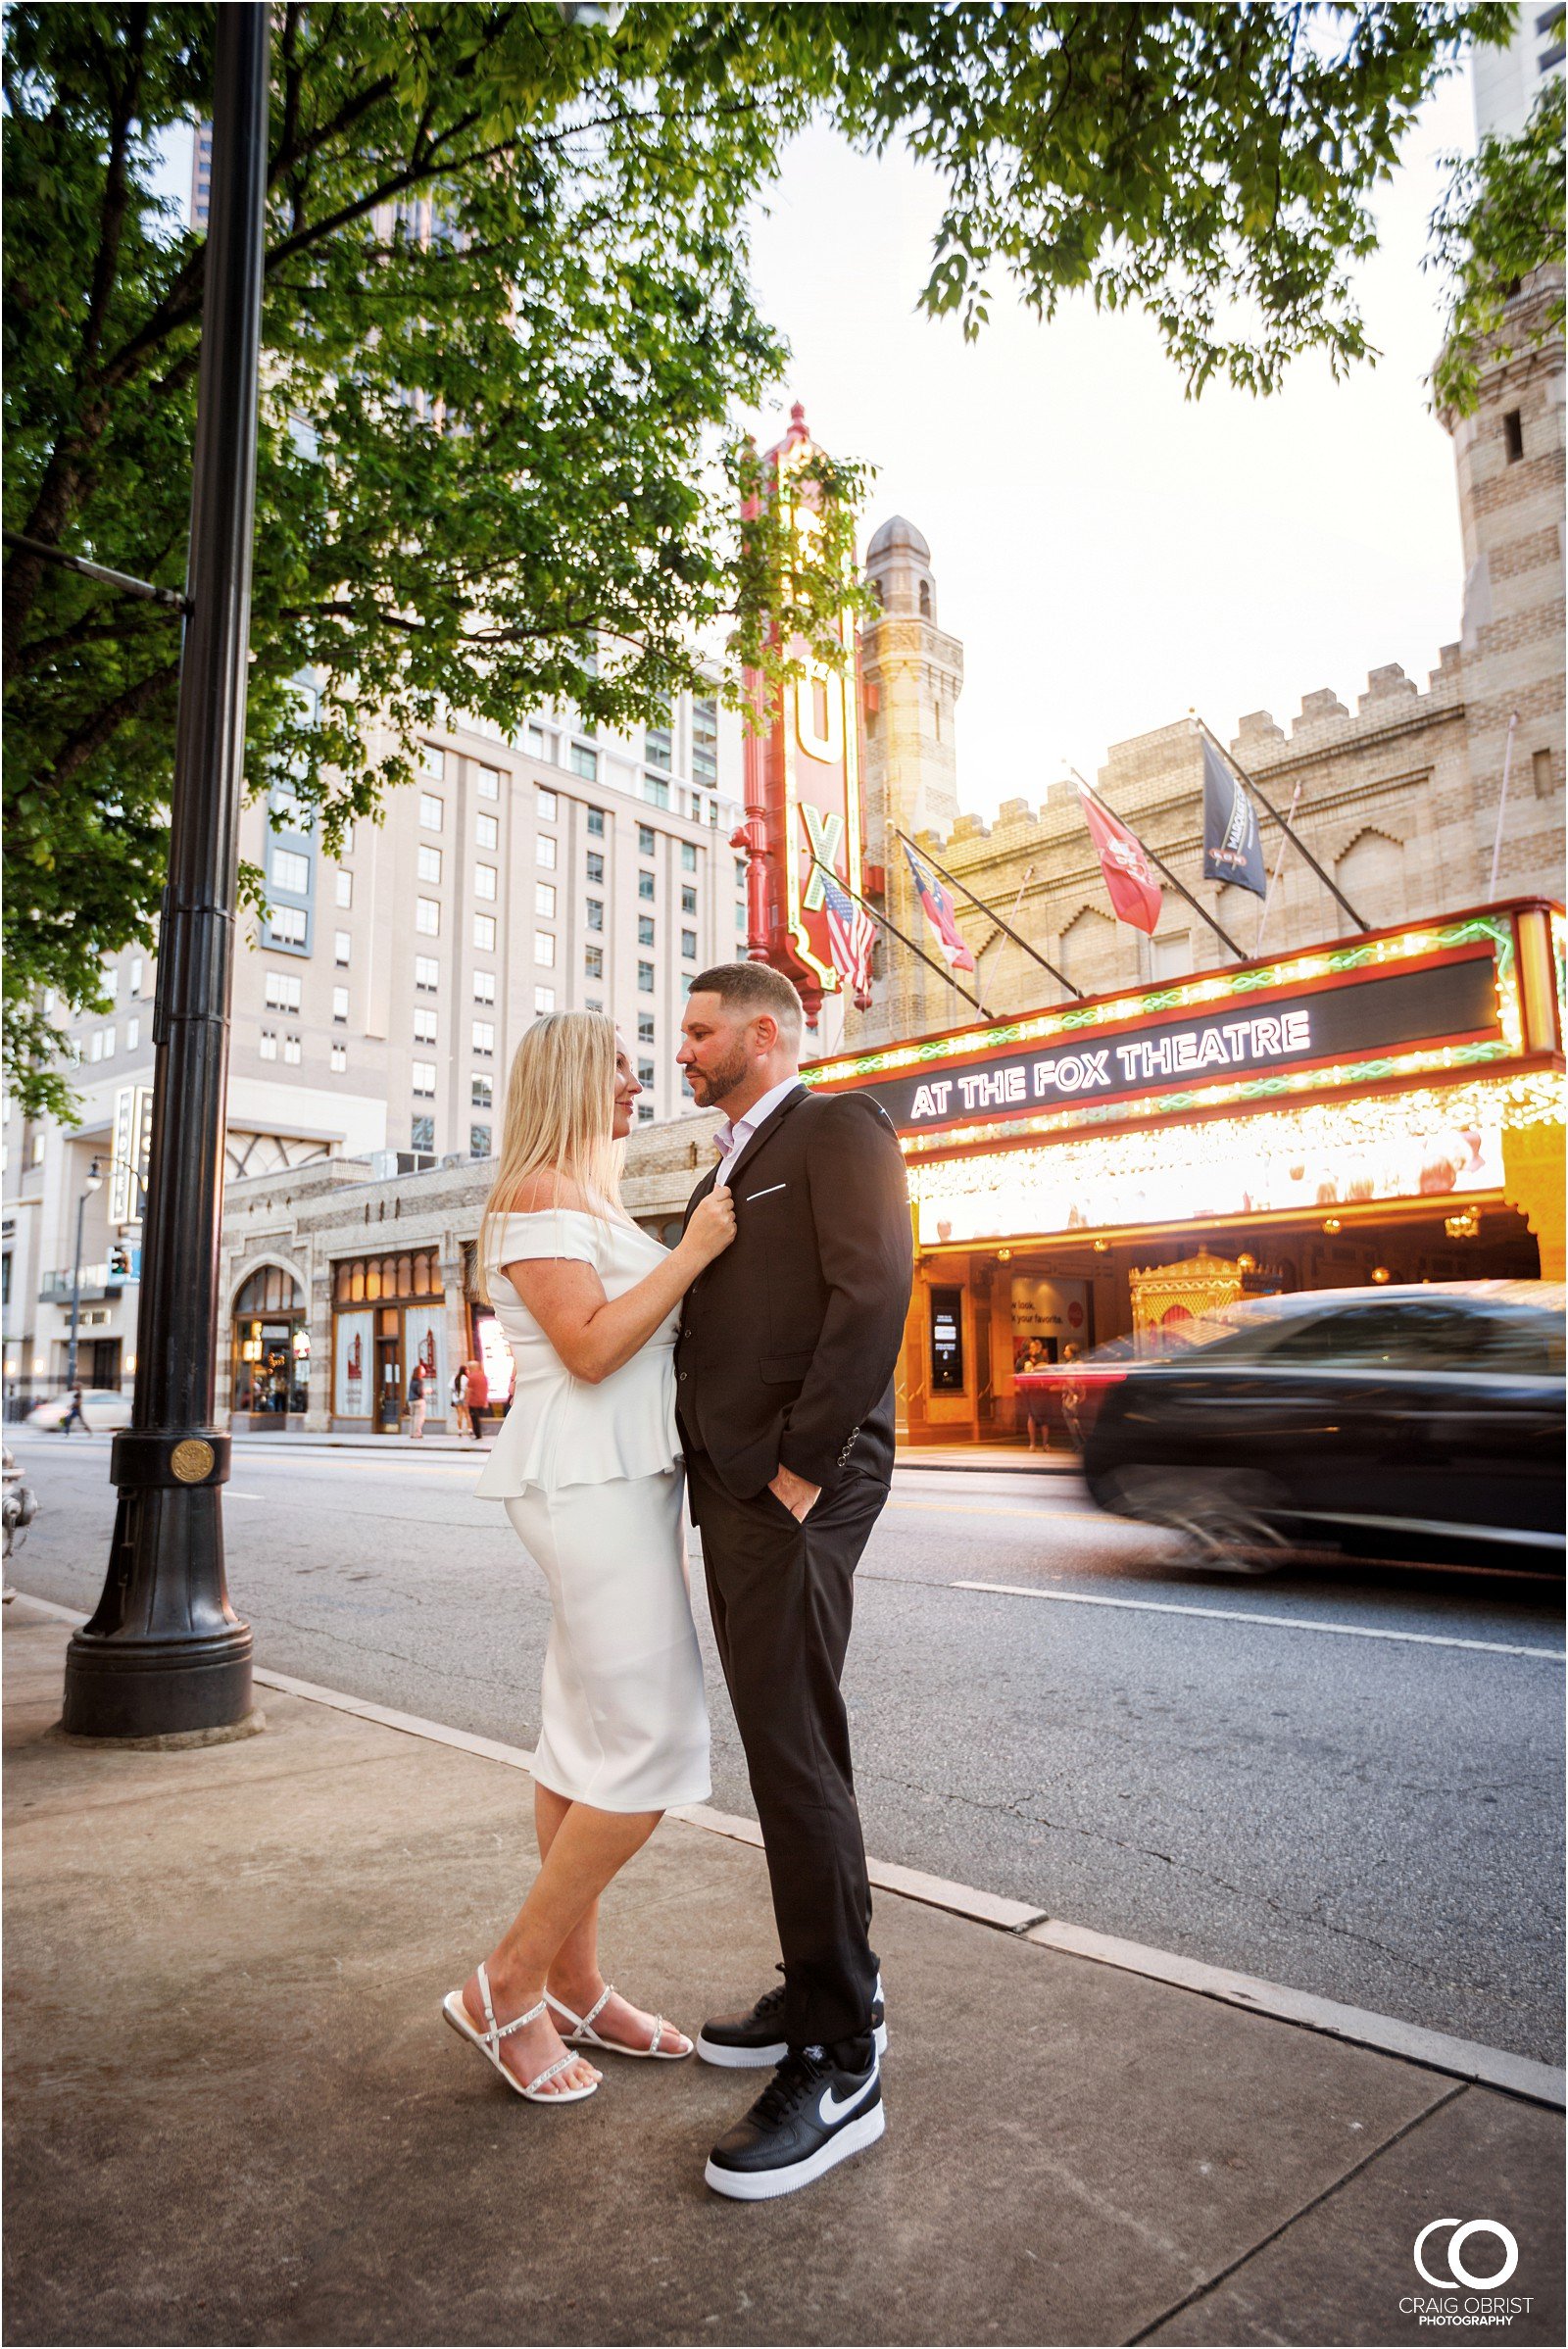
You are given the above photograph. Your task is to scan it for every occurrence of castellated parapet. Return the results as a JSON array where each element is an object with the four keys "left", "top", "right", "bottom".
[{"left": 845, "top": 274, "right": 1563, "bottom": 1049}]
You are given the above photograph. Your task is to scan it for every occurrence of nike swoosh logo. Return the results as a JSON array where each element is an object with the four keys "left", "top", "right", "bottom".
[{"left": 819, "top": 2065, "right": 878, "bottom": 2126}]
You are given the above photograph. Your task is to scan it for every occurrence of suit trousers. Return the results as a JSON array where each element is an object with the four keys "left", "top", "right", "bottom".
[{"left": 687, "top": 1447, "right": 885, "bottom": 2053}]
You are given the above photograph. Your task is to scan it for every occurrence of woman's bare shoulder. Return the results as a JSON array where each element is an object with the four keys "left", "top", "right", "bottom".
[{"left": 492, "top": 1169, "right": 592, "bottom": 1216}]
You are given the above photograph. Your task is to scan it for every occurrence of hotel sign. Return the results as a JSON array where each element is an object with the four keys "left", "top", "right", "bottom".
[{"left": 820, "top": 946, "right": 1501, "bottom": 1137}]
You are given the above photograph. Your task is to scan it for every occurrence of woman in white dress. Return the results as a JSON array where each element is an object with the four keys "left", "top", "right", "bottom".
[{"left": 443, "top": 1011, "right": 735, "bottom": 2104}]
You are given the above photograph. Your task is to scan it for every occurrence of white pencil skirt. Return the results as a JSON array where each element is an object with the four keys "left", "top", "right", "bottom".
[{"left": 505, "top": 1467, "right": 710, "bottom": 1812}]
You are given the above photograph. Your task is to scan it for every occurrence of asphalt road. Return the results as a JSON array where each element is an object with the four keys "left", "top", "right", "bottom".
[{"left": 8, "top": 1431, "right": 1563, "bottom": 2064}]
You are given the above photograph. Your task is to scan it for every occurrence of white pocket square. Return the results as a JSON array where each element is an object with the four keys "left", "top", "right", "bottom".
[{"left": 745, "top": 1182, "right": 787, "bottom": 1202}]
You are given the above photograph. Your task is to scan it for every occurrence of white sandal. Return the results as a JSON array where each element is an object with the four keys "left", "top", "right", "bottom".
[
  {"left": 546, "top": 1983, "right": 692, "bottom": 2061},
  {"left": 442, "top": 1963, "right": 599, "bottom": 2103}
]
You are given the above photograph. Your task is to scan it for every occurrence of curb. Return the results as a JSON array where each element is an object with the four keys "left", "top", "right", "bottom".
[{"left": 7, "top": 1588, "right": 1563, "bottom": 2110}]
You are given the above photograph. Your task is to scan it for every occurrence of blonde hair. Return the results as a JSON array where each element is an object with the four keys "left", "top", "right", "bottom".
[{"left": 476, "top": 1012, "right": 625, "bottom": 1302}]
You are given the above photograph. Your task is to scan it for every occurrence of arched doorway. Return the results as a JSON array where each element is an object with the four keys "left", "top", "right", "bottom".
[{"left": 231, "top": 1264, "right": 309, "bottom": 1428}]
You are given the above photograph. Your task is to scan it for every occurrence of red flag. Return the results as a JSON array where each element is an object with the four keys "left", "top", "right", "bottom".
[
  {"left": 903, "top": 843, "right": 977, "bottom": 973},
  {"left": 1078, "top": 785, "right": 1162, "bottom": 936}
]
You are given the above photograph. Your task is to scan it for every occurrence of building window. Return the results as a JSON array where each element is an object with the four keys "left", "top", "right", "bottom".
[
  {"left": 679, "top": 844, "right": 696, "bottom": 875},
  {"left": 270, "top": 905, "right": 308, "bottom": 947},
  {"left": 126, "top": 1016, "right": 140, "bottom": 1052},
  {"left": 419, "top": 742, "right": 445, "bottom": 780},
  {"left": 692, "top": 694, "right": 718, "bottom": 786},
  {"left": 645, "top": 713, "right": 672, "bottom": 770},
  {"left": 586, "top": 806, "right": 605, "bottom": 837},
  {"left": 638, "top": 960, "right": 655, "bottom": 993},
  {"left": 412, "top": 1060, "right": 437, "bottom": 1097},
  {"left": 638, "top": 824, "right": 656, "bottom": 855},
  {"left": 638, "top": 870, "right": 656, "bottom": 902},
  {"left": 475, "top": 864, "right": 498, "bottom": 901},
  {"left": 414, "top": 1006, "right": 438, "bottom": 1045},
  {"left": 537, "top": 786, "right": 559, "bottom": 821},
  {"left": 534, "top": 985, "right": 556, "bottom": 1014},
  {"left": 419, "top": 793, "right": 444, "bottom": 831},
  {"left": 681, "top": 929, "right": 697, "bottom": 959},
  {"left": 270, "top": 848, "right": 310, "bottom": 894},
  {"left": 415, "top": 955, "right": 439, "bottom": 991},
  {"left": 476, "top": 764, "right": 502, "bottom": 801},
  {"left": 472, "top": 1075, "right": 493, "bottom": 1108},
  {"left": 681, "top": 886, "right": 697, "bottom": 914},
  {"left": 473, "top": 970, "right": 497, "bottom": 1004},
  {"left": 637, "top": 1057, "right": 656, "bottom": 1088},
  {"left": 570, "top": 744, "right": 599, "bottom": 781},
  {"left": 1533, "top": 748, "right": 1556, "bottom": 798},
  {"left": 472, "top": 1020, "right": 495, "bottom": 1056},
  {"left": 535, "top": 930, "right": 556, "bottom": 967},
  {"left": 330, "top": 1042, "right": 347, "bottom": 1072},
  {"left": 1503, "top": 409, "right": 1525, "bottom": 463},
  {"left": 476, "top": 812, "right": 499, "bottom": 851},
  {"left": 584, "top": 945, "right": 604, "bottom": 978},
  {"left": 642, "top": 775, "right": 670, "bottom": 808},
  {"left": 334, "top": 929, "right": 352, "bottom": 965},
  {"left": 586, "top": 898, "right": 604, "bottom": 931},
  {"left": 537, "top": 833, "right": 558, "bottom": 870},
  {"left": 470, "top": 1124, "right": 492, "bottom": 1160},
  {"left": 636, "top": 1101, "right": 655, "bottom": 1123},
  {"left": 585, "top": 851, "right": 604, "bottom": 883},
  {"left": 472, "top": 913, "right": 496, "bottom": 951},
  {"left": 534, "top": 881, "right": 556, "bottom": 917},
  {"left": 283, "top": 1033, "right": 302, "bottom": 1065},
  {"left": 129, "top": 955, "right": 143, "bottom": 995},
  {"left": 735, "top": 903, "right": 747, "bottom": 931},
  {"left": 417, "top": 844, "right": 442, "bottom": 884},
  {"left": 259, "top": 1029, "right": 278, "bottom": 1060},
  {"left": 101, "top": 1025, "right": 117, "bottom": 1059},
  {"left": 340, "top": 820, "right": 356, "bottom": 855},
  {"left": 416, "top": 897, "right": 440, "bottom": 935},
  {"left": 332, "top": 985, "right": 350, "bottom": 1022},
  {"left": 265, "top": 972, "right": 303, "bottom": 1011},
  {"left": 637, "top": 1013, "right": 655, "bottom": 1044},
  {"left": 638, "top": 915, "right": 655, "bottom": 946},
  {"left": 335, "top": 870, "right": 353, "bottom": 908},
  {"left": 526, "top": 723, "right": 550, "bottom": 759},
  {"left": 734, "top": 856, "right": 746, "bottom": 887},
  {"left": 411, "top": 1115, "right": 435, "bottom": 1150}
]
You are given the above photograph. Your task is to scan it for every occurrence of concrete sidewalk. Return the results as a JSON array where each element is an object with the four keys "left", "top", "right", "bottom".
[{"left": 4, "top": 1601, "right": 1562, "bottom": 2348}]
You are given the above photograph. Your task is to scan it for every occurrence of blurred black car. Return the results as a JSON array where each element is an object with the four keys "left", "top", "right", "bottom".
[{"left": 1083, "top": 1282, "right": 1565, "bottom": 1572}]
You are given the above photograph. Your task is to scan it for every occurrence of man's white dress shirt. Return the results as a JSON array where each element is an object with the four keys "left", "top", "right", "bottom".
[{"left": 711, "top": 1076, "right": 802, "bottom": 1189}]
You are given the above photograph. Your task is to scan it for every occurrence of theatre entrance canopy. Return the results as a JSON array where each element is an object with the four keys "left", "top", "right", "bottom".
[{"left": 804, "top": 900, "right": 1565, "bottom": 1444}]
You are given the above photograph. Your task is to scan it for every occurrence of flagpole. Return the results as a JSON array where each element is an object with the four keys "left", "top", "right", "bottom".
[
  {"left": 1193, "top": 715, "right": 1369, "bottom": 933},
  {"left": 894, "top": 829, "right": 1082, "bottom": 1000},
  {"left": 980, "top": 861, "right": 1038, "bottom": 999},
  {"left": 1067, "top": 767, "right": 1248, "bottom": 961},
  {"left": 1253, "top": 773, "right": 1303, "bottom": 954},
  {"left": 809, "top": 856, "right": 995, "bottom": 1022}
]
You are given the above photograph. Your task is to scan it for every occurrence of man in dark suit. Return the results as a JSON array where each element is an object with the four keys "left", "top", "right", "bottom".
[{"left": 674, "top": 961, "right": 913, "bottom": 2201}]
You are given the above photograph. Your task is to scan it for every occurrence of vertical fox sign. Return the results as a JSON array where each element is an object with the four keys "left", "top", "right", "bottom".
[{"left": 737, "top": 404, "right": 869, "bottom": 1023}]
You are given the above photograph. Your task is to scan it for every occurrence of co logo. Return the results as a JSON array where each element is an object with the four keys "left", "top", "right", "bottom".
[{"left": 1413, "top": 2219, "right": 1519, "bottom": 2289}]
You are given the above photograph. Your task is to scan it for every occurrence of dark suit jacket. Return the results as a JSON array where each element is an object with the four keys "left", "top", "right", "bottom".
[{"left": 674, "top": 1084, "right": 914, "bottom": 1501}]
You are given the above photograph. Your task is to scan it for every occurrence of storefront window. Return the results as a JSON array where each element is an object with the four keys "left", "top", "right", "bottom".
[
  {"left": 331, "top": 1251, "right": 449, "bottom": 1428},
  {"left": 230, "top": 1265, "right": 308, "bottom": 1416}
]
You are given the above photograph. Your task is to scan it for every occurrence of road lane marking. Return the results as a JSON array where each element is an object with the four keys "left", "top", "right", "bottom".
[
  {"left": 955, "top": 1581, "right": 1566, "bottom": 1659},
  {"left": 889, "top": 1497, "right": 1096, "bottom": 1521},
  {"left": 8, "top": 1586, "right": 1560, "bottom": 2109}
]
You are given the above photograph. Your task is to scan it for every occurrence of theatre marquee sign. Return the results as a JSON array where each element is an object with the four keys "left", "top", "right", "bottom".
[{"left": 808, "top": 923, "right": 1513, "bottom": 1143}]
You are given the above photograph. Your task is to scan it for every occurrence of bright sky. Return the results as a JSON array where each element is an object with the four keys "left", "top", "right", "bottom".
[{"left": 741, "top": 72, "right": 1478, "bottom": 817}]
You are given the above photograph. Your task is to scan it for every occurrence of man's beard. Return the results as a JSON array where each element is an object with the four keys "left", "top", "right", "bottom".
[{"left": 692, "top": 1040, "right": 751, "bottom": 1106}]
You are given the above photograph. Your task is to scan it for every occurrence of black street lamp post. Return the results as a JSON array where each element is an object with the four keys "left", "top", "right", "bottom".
[
  {"left": 62, "top": 6, "right": 270, "bottom": 1739},
  {"left": 64, "top": 1157, "right": 105, "bottom": 1394}
]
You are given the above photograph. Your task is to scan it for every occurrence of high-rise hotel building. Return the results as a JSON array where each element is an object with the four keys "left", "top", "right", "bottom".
[{"left": 2, "top": 687, "right": 750, "bottom": 1401}]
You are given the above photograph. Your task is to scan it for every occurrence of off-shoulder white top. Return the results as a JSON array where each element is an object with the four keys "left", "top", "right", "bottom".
[{"left": 473, "top": 1208, "right": 681, "bottom": 1499}]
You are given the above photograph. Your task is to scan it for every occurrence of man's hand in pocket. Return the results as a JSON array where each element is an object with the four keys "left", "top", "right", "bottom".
[{"left": 768, "top": 1464, "right": 821, "bottom": 1522}]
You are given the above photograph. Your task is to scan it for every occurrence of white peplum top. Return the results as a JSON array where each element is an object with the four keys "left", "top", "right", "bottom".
[{"left": 473, "top": 1208, "right": 681, "bottom": 1499}]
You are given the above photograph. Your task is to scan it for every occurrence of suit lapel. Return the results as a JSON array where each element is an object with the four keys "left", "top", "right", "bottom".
[{"left": 721, "top": 1084, "right": 808, "bottom": 1196}]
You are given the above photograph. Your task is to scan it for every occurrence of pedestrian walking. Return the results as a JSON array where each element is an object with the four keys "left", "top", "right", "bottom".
[
  {"left": 450, "top": 1364, "right": 469, "bottom": 1440},
  {"left": 59, "top": 1386, "right": 90, "bottom": 1437},
  {"left": 407, "top": 1368, "right": 426, "bottom": 1441},
  {"left": 464, "top": 1358, "right": 489, "bottom": 1443},
  {"left": 445, "top": 1010, "right": 735, "bottom": 2105}
]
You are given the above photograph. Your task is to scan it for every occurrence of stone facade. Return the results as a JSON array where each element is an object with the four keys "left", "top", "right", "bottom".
[{"left": 842, "top": 281, "right": 1565, "bottom": 1048}]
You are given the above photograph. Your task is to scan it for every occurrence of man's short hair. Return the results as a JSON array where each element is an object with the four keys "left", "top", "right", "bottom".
[{"left": 688, "top": 960, "right": 804, "bottom": 1037}]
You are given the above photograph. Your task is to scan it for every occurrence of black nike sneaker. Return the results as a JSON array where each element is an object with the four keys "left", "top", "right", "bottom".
[
  {"left": 705, "top": 2046, "right": 885, "bottom": 2201},
  {"left": 696, "top": 1970, "right": 887, "bottom": 2069}
]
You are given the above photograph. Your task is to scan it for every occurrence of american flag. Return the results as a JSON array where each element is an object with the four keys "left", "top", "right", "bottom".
[{"left": 819, "top": 870, "right": 876, "bottom": 995}]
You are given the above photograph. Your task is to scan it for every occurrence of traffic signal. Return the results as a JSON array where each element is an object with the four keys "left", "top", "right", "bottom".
[{"left": 108, "top": 1245, "right": 131, "bottom": 1279}]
